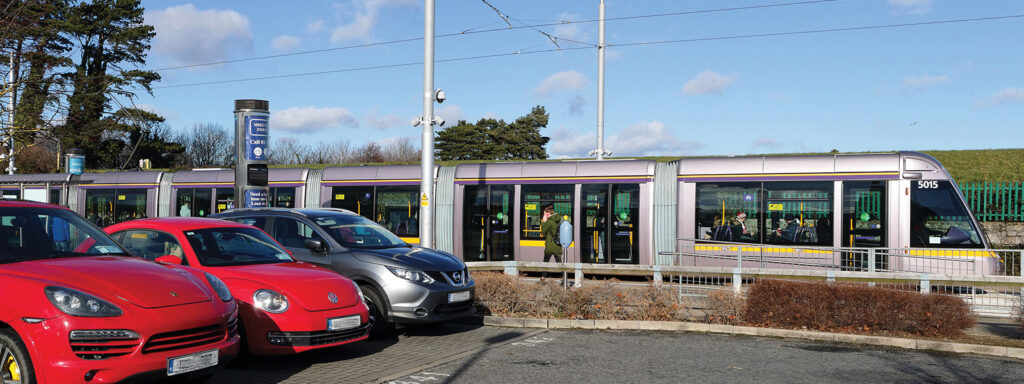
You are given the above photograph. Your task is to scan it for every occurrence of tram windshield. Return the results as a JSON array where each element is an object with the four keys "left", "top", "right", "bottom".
[{"left": 910, "top": 180, "right": 983, "bottom": 248}]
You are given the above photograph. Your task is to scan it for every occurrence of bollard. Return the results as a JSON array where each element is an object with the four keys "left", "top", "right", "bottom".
[
  {"left": 826, "top": 270, "right": 835, "bottom": 283},
  {"left": 867, "top": 248, "right": 876, "bottom": 287},
  {"left": 653, "top": 264, "right": 662, "bottom": 285},
  {"left": 920, "top": 273, "right": 930, "bottom": 294},
  {"left": 503, "top": 260, "right": 517, "bottom": 276},
  {"left": 574, "top": 263, "right": 583, "bottom": 287},
  {"left": 733, "top": 267, "right": 742, "bottom": 295}
]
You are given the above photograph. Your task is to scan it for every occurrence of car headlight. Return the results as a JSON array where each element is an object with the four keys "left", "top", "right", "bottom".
[
  {"left": 205, "top": 273, "right": 233, "bottom": 302},
  {"left": 386, "top": 266, "right": 435, "bottom": 284},
  {"left": 351, "top": 281, "right": 365, "bottom": 303},
  {"left": 253, "top": 289, "right": 289, "bottom": 313},
  {"left": 45, "top": 286, "right": 123, "bottom": 317}
]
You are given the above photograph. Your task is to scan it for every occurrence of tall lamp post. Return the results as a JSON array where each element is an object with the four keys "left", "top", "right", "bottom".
[{"left": 416, "top": 0, "right": 445, "bottom": 249}]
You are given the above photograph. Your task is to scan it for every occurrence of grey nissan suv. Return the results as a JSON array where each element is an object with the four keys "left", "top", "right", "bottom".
[{"left": 211, "top": 208, "right": 474, "bottom": 333}]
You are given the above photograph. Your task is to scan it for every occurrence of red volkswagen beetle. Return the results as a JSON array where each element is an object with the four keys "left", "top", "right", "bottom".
[
  {"left": 0, "top": 201, "right": 239, "bottom": 383},
  {"left": 105, "top": 218, "right": 371, "bottom": 355}
]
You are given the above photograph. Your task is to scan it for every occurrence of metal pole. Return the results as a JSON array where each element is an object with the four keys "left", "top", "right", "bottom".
[
  {"left": 594, "top": 0, "right": 607, "bottom": 160},
  {"left": 7, "top": 53, "right": 14, "bottom": 175},
  {"left": 419, "top": 0, "right": 436, "bottom": 249}
]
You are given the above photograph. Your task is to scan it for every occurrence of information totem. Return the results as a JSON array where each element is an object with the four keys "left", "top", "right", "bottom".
[{"left": 234, "top": 99, "right": 270, "bottom": 208}]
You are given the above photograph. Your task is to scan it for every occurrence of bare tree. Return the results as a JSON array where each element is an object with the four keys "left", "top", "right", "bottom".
[
  {"left": 177, "top": 123, "right": 232, "bottom": 168},
  {"left": 380, "top": 137, "right": 421, "bottom": 163},
  {"left": 269, "top": 137, "right": 310, "bottom": 165},
  {"left": 352, "top": 142, "right": 384, "bottom": 164}
]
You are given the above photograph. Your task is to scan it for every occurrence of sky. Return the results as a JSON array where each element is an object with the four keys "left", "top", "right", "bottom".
[{"left": 133, "top": 0, "right": 1024, "bottom": 158}]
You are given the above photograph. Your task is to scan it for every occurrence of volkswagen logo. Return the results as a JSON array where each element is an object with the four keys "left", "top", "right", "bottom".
[
  {"left": 327, "top": 292, "right": 338, "bottom": 304},
  {"left": 451, "top": 271, "right": 462, "bottom": 284}
]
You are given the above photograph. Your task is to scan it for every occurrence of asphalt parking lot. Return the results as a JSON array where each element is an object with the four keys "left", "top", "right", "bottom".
[
  {"left": 209, "top": 321, "right": 543, "bottom": 384},
  {"left": 209, "top": 322, "right": 1024, "bottom": 384}
]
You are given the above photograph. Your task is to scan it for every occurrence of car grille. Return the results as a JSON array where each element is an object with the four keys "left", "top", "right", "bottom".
[
  {"left": 426, "top": 268, "right": 470, "bottom": 286},
  {"left": 71, "top": 339, "right": 141, "bottom": 360},
  {"left": 267, "top": 323, "right": 371, "bottom": 347},
  {"left": 142, "top": 324, "right": 226, "bottom": 354},
  {"left": 433, "top": 300, "right": 474, "bottom": 316},
  {"left": 227, "top": 316, "right": 239, "bottom": 339}
]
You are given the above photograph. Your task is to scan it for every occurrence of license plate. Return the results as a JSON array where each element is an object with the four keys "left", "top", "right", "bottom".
[
  {"left": 167, "top": 349, "right": 218, "bottom": 376},
  {"left": 328, "top": 315, "right": 361, "bottom": 331},
  {"left": 448, "top": 291, "right": 471, "bottom": 303}
]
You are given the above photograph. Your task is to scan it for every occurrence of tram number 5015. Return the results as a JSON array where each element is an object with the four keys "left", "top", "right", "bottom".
[{"left": 916, "top": 180, "right": 939, "bottom": 189}]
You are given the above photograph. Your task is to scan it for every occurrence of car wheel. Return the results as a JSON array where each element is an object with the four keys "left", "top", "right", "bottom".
[
  {"left": 360, "top": 285, "right": 395, "bottom": 337},
  {"left": 0, "top": 329, "right": 35, "bottom": 384}
]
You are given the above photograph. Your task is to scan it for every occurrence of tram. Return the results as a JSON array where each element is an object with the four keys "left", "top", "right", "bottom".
[{"left": 0, "top": 151, "right": 998, "bottom": 274}]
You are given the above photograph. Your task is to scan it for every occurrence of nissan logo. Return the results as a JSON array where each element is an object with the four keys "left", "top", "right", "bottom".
[
  {"left": 327, "top": 292, "right": 338, "bottom": 304},
  {"left": 452, "top": 271, "right": 462, "bottom": 284}
]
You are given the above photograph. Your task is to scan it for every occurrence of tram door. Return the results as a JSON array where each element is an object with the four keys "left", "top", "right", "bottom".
[
  {"left": 842, "top": 181, "right": 887, "bottom": 270},
  {"left": 582, "top": 184, "right": 639, "bottom": 264},
  {"left": 463, "top": 185, "right": 514, "bottom": 261}
]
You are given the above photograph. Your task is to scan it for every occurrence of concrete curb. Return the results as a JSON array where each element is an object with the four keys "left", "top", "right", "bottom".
[{"left": 479, "top": 316, "right": 1024, "bottom": 361}]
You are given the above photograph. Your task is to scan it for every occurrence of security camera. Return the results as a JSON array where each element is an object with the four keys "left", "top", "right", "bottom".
[
  {"left": 432, "top": 116, "right": 445, "bottom": 126},
  {"left": 434, "top": 89, "right": 446, "bottom": 103}
]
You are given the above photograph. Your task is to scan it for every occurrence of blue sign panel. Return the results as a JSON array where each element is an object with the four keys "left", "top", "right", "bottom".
[
  {"left": 68, "top": 155, "right": 85, "bottom": 175},
  {"left": 244, "top": 189, "right": 268, "bottom": 208},
  {"left": 244, "top": 116, "right": 269, "bottom": 161}
]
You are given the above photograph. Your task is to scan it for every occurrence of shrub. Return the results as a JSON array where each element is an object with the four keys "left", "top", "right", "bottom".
[
  {"left": 745, "top": 279, "right": 975, "bottom": 337},
  {"left": 472, "top": 272, "right": 535, "bottom": 316}
]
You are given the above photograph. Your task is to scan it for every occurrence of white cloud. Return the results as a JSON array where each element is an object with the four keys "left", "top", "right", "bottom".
[
  {"left": 364, "top": 110, "right": 404, "bottom": 129},
  {"left": 553, "top": 13, "right": 584, "bottom": 42},
  {"left": 272, "top": 106, "right": 359, "bottom": 132},
  {"left": 548, "top": 121, "right": 703, "bottom": 158},
  {"left": 330, "top": 0, "right": 418, "bottom": 43},
  {"left": 982, "top": 88, "right": 1024, "bottom": 107},
  {"left": 888, "top": 0, "right": 932, "bottom": 15},
  {"left": 682, "top": 70, "right": 736, "bottom": 95},
  {"left": 533, "top": 70, "right": 589, "bottom": 99},
  {"left": 307, "top": 19, "right": 326, "bottom": 33},
  {"left": 271, "top": 35, "right": 301, "bottom": 51},
  {"left": 146, "top": 4, "right": 252, "bottom": 66},
  {"left": 436, "top": 105, "right": 465, "bottom": 125},
  {"left": 902, "top": 74, "right": 949, "bottom": 90}
]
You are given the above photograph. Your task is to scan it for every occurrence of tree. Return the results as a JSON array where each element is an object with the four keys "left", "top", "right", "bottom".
[
  {"left": 176, "top": 123, "right": 231, "bottom": 168},
  {"left": 353, "top": 142, "right": 384, "bottom": 163},
  {"left": 434, "top": 119, "right": 490, "bottom": 161},
  {"left": 59, "top": 0, "right": 160, "bottom": 167},
  {"left": 381, "top": 137, "right": 420, "bottom": 163},
  {"left": 434, "top": 106, "right": 550, "bottom": 161},
  {"left": 8, "top": 0, "right": 73, "bottom": 144}
]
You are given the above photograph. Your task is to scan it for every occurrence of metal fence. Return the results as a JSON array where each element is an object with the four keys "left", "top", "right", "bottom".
[{"left": 960, "top": 181, "right": 1024, "bottom": 222}]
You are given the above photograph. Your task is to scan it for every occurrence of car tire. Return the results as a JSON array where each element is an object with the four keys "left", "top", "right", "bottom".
[
  {"left": 360, "top": 285, "right": 395, "bottom": 338},
  {"left": 0, "top": 329, "right": 35, "bottom": 384}
]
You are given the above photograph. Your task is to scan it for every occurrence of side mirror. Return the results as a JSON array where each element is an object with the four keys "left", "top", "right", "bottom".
[
  {"left": 155, "top": 255, "right": 183, "bottom": 265},
  {"left": 304, "top": 239, "right": 326, "bottom": 253}
]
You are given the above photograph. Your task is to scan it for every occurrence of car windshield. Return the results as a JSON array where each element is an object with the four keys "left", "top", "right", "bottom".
[
  {"left": 184, "top": 227, "right": 293, "bottom": 266},
  {"left": 313, "top": 214, "right": 408, "bottom": 249},
  {"left": 0, "top": 206, "right": 126, "bottom": 263}
]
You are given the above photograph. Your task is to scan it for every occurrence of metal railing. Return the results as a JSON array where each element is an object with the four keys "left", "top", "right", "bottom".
[
  {"left": 662, "top": 238, "right": 1020, "bottom": 277},
  {"left": 960, "top": 181, "right": 1024, "bottom": 222}
]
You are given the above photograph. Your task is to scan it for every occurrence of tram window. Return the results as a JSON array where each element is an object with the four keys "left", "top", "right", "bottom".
[
  {"left": 375, "top": 186, "right": 418, "bottom": 238},
  {"left": 215, "top": 188, "right": 235, "bottom": 213},
  {"left": 764, "top": 182, "right": 832, "bottom": 246},
  {"left": 2, "top": 190, "right": 19, "bottom": 199},
  {"left": 521, "top": 184, "right": 573, "bottom": 240},
  {"left": 843, "top": 181, "right": 886, "bottom": 248},
  {"left": 271, "top": 187, "right": 295, "bottom": 208},
  {"left": 910, "top": 180, "right": 982, "bottom": 248},
  {"left": 331, "top": 186, "right": 373, "bottom": 218},
  {"left": 176, "top": 188, "right": 213, "bottom": 217},
  {"left": 50, "top": 189, "right": 60, "bottom": 205},
  {"left": 85, "top": 189, "right": 115, "bottom": 227},
  {"left": 695, "top": 183, "right": 760, "bottom": 243},
  {"left": 114, "top": 189, "right": 147, "bottom": 223}
]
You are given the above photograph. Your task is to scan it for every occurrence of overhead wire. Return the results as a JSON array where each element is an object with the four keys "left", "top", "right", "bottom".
[
  {"left": 149, "top": 13, "right": 1024, "bottom": 90},
  {"left": 149, "top": 0, "right": 837, "bottom": 72}
]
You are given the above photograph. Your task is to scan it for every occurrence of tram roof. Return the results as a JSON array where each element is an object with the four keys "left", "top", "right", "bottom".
[
  {"left": 322, "top": 164, "right": 436, "bottom": 182},
  {"left": 454, "top": 159, "right": 656, "bottom": 179},
  {"left": 676, "top": 151, "right": 947, "bottom": 178}
]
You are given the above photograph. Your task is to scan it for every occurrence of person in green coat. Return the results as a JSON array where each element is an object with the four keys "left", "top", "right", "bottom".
[{"left": 541, "top": 204, "right": 563, "bottom": 263}]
